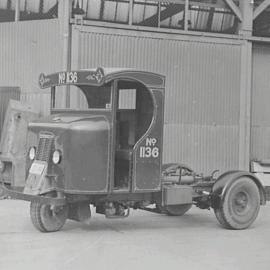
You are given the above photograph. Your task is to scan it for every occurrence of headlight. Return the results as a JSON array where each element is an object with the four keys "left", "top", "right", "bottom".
[
  {"left": 29, "top": 147, "right": 36, "bottom": 160},
  {"left": 52, "top": 150, "right": 62, "bottom": 164},
  {"left": 0, "top": 161, "right": 5, "bottom": 173}
]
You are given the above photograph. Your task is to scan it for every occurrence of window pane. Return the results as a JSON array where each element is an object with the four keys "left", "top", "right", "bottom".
[{"left": 118, "top": 89, "right": 136, "bottom": 109}]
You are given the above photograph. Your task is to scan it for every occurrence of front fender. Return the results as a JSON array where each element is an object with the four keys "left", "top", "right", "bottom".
[{"left": 212, "top": 170, "right": 266, "bottom": 208}]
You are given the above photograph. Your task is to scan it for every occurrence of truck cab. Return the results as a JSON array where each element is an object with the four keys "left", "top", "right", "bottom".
[
  {"left": 0, "top": 68, "right": 267, "bottom": 232},
  {"left": 28, "top": 68, "right": 164, "bottom": 196}
]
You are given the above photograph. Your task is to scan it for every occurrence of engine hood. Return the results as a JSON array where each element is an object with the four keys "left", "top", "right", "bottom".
[
  {"left": 28, "top": 113, "right": 109, "bottom": 133},
  {"left": 27, "top": 113, "right": 111, "bottom": 193},
  {"left": 30, "top": 113, "right": 103, "bottom": 125}
]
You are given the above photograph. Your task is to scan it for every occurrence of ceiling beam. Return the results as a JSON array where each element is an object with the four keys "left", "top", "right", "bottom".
[
  {"left": 145, "top": 0, "right": 227, "bottom": 9},
  {"left": 253, "top": 0, "right": 270, "bottom": 20},
  {"left": 223, "top": 0, "right": 243, "bottom": 21}
]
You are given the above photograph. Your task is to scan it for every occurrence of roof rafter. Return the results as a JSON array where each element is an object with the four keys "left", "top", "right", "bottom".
[{"left": 253, "top": 0, "right": 270, "bottom": 20}]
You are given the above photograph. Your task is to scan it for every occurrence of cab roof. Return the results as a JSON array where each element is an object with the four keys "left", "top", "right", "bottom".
[{"left": 39, "top": 67, "right": 165, "bottom": 89}]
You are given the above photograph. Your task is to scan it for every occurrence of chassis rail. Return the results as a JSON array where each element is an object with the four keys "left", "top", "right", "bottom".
[{"left": 0, "top": 184, "right": 66, "bottom": 206}]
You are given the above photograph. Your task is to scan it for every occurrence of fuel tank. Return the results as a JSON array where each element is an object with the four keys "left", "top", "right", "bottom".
[{"left": 29, "top": 113, "right": 111, "bottom": 193}]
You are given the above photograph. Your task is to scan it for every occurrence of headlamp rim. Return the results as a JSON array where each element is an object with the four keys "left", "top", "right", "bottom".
[
  {"left": 52, "top": 150, "right": 62, "bottom": 164},
  {"left": 29, "top": 146, "right": 36, "bottom": 160}
]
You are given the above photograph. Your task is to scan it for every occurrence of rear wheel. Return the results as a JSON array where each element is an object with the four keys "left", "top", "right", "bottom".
[
  {"left": 30, "top": 202, "right": 68, "bottom": 232},
  {"left": 165, "top": 204, "right": 192, "bottom": 216},
  {"left": 214, "top": 177, "right": 260, "bottom": 229}
]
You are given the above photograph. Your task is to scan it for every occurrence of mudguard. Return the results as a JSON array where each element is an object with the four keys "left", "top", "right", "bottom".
[{"left": 211, "top": 170, "right": 266, "bottom": 208}]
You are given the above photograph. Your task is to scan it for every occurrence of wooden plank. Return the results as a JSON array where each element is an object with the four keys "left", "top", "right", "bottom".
[{"left": 253, "top": 0, "right": 270, "bottom": 20}]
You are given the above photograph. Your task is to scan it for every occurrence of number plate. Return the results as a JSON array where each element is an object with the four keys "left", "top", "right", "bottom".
[{"left": 29, "top": 162, "right": 46, "bottom": 175}]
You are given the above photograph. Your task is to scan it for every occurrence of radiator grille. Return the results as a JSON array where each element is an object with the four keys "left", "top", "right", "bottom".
[{"left": 36, "top": 133, "right": 54, "bottom": 162}]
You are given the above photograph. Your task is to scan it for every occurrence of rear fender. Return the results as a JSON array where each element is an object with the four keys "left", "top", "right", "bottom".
[{"left": 212, "top": 170, "right": 266, "bottom": 208}]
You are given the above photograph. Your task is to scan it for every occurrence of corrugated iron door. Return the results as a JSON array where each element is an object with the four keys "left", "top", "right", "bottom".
[
  {"left": 71, "top": 25, "right": 242, "bottom": 174},
  {"left": 251, "top": 45, "right": 270, "bottom": 161},
  {"left": 0, "top": 87, "right": 20, "bottom": 140}
]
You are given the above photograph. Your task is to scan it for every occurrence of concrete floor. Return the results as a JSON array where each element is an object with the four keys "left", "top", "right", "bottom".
[{"left": 0, "top": 200, "right": 270, "bottom": 270}]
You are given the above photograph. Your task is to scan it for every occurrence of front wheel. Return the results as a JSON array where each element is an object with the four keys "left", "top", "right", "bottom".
[
  {"left": 214, "top": 177, "right": 260, "bottom": 230},
  {"left": 30, "top": 202, "right": 68, "bottom": 232}
]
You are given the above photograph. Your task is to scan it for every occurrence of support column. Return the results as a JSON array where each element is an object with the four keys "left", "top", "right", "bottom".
[
  {"left": 238, "top": 41, "right": 252, "bottom": 171},
  {"left": 129, "top": 0, "right": 134, "bottom": 25},
  {"left": 58, "top": 0, "right": 72, "bottom": 108},
  {"left": 15, "top": 0, "right": 20, "bottom": 22},
  {"left": 184, "top": 0, "right": 189, "bottom": 31},
  {"left": 238, "top": 0, "right": 253, "bottom": 36}
]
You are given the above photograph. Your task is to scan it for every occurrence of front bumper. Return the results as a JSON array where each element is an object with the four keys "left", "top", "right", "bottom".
[{"left": 0, "top": 184, "right": 66, "bottom": 206}]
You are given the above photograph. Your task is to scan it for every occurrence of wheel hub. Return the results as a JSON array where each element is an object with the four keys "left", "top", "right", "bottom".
[{"left": 233, "top": 191, "right": 249, "bottom": 213}]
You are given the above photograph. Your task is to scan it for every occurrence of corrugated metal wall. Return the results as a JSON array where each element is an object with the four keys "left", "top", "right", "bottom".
[
  {"left": 0, "top": 19, "right": 62, "bottom": 116},
  {"left": 72, "top": 26, "right": 242, "bottom": 174},
  {"left": 20, "top": 92, "right": 51, "bottom": 116},
  {"left": 251, "top": 45, "right": 270, "bottom": 161}
]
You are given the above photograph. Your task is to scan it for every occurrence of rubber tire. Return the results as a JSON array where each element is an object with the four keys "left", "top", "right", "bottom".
[
  {"left": 30, "top": 202, "right": 68, "bottom": 232},
  {"left": 165, "top": 204, "right": 192, "bottom": 216},
  {"left": 214, "top": 207, "right": 230, "bottom": 228},
  {"left": 214, "top": 177, "right": 260, "bottom": 230}
]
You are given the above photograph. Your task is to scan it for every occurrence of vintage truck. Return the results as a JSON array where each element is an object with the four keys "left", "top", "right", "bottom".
[{"left": 0, "top": 68, "right": 268, "bottom": 232}]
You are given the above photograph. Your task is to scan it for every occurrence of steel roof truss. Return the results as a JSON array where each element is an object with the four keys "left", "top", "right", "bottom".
[
  {"left": 223, "top": 0, "right": 243, "bottom": 21},
  {"left": 253, "top": 0, "right": 270, "bottom": 20}
]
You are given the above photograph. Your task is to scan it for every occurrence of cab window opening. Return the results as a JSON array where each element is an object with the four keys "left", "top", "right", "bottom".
[
  {"left": 116, "top": 80, "right": 154, "bottom": 149},
  {"left": 51, "top": 83, "right": 112, "bottom": 110}
]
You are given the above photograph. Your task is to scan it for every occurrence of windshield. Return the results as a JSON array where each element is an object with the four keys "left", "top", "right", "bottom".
[{"left": 53, "top": 84, "right": 112, "bottom": 110}]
